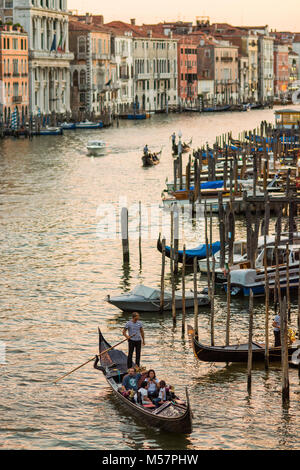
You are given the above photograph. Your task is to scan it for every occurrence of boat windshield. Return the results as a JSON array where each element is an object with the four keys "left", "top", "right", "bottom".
[
  {"left": 132, "top": 285, "right": 161, "bottom": 299},
  {"left": 233, "top": 241, "right": 247, "bottom": 256}
]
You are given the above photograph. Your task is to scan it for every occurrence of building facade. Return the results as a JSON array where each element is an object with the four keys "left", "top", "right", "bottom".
[
  {"left": 0, "top": 23, "right": 29, "bottom": 122},
  {"left": 274, "top": 41, "right": 289, "bottom": 98},
  {"left": 13, "top": 0, "right": 73, "bottom": 115},
  {"left": 177, "top": 37, "right": 198, "bottom": 107},
  {"left": 0, "top": 0, "right": 13, "bottom": 24},
  {"left": 69, "top": 18, "right": 117, "bottom": 115}
]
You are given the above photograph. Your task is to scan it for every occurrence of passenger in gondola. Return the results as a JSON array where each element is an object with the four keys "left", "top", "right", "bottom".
[
  {"left": 152, "top": 380, "right": 167, "bottom": 407},
  {"left": 121, "top": 367, "right": 142, "bottom": 392},
  {"left": 144, "top": 369, "right": 159, "bottom": 399},
  {"left": 152, "top": 153, "right": 158, "bottom": 162},
  {"left": 134, "top": 381, "right": 153, "bottom": 405}
]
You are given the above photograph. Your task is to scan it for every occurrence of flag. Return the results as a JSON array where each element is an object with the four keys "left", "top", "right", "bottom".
[
  {"left": 105, "top": 79, "right": 112, "bottom": 86},
  {"left": 57, "top": 34, "right": 63, "bottom": 53},
  {"left": 50, "top": 34, "right": 56, "bottom": 52}
]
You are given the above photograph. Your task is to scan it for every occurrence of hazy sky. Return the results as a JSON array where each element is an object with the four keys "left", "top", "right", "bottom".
[{"left": 69, "top": 0, "right": 300, "bottom": 31}]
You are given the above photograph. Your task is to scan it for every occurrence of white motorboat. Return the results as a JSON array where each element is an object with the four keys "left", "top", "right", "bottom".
[
  {"left": 106, "top": 284, "right": 210, "bottom": 312},
  {"left": 199, "top": 235, "right": 276, "bottom": 275},
  {"left": 87, "top": 140, "right": 106, "bottom": 156}
]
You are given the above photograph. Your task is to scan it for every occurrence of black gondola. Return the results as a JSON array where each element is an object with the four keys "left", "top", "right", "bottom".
[
  {"left": 289, "top": 348, "right": 300, "bottom": 368},
  {"left": 95, "top": 328, "right": 193, "bottom": 434},
  {"left": 188, "top": 325, "right": 298, "bottom": 363}
]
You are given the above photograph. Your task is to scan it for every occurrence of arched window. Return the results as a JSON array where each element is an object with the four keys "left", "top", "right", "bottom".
[
  {"left": 78, "top": 36, "right": 86, "bottom": 55},
  {"left": 79, "top": 70, "right": 86, "bottom": 87}
]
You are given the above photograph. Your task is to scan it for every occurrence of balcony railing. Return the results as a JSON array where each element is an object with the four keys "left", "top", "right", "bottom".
[{"left": 12, "top": 96, "right": 22, "bottom": 103}]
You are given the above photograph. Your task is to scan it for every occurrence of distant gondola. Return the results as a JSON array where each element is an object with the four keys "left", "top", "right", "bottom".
[
  {"left": 172, "top": 138, "right": 192, "bottom": 156},
  {"left": 188, "top": 325, "right": 298, "bottom": 363},
  {"left": 142, "top": 148, "right": 162, "bottom": 167},
  {"left": 95, "top": 328, "right": 193, "bottom": 434},
  {"left": 157, "top": 234, "right": 221, "bottom": 265}
]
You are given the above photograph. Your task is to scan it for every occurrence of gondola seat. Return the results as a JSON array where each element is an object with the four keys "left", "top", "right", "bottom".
[{"left": 143, "top": 404, "right": 156, "bottom": 409}]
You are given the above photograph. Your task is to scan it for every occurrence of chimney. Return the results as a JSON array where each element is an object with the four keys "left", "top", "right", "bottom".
[
  {"left": 130, "top": 18, "right": 136, "bottom": 26},
  {"left": 98, "top": 15, "right": 104, "bottom": 25},
  {"left": 85, "top": 13, "right": 92, "bottom": 25}
]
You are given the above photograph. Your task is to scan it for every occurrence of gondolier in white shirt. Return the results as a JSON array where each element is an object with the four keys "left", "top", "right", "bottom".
[{"left": 123, "top": 312, "right": 145, "bottom": 368}]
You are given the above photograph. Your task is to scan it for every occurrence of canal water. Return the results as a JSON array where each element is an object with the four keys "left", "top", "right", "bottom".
[{"left": 0, "top": 108, "right": 299, "bottom": 450}]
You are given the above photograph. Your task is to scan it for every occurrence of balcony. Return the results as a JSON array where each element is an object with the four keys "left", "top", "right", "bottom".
[
  {"left": 12, "top": 96, "right": 22, "bottom": 103},
  {"left": 120, "top": 74, "right": 129, "bottom": 80},
  {"left": 221, "top": 57, "right": 233, "bottom": 62}
]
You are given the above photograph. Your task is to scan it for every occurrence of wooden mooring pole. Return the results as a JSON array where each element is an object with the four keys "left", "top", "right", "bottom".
[
  {"left": 160, "top": 236, "right": 166, "bottom": 313},
  {"left": 121, "top": 207, "right": 130, "bottom": 263},
  {"left": 182, "top": 245, "right": 186, "bottom": 338}
]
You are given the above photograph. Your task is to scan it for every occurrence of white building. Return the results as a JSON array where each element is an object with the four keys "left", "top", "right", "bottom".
[
  {"left": 112, "top": 31, "right": 134, "bottom": 113},
  {"left": 13, "top": 0, "right": 73, "bottom": 115}
]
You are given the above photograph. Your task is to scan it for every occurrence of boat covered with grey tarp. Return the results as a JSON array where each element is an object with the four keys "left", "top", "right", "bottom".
[{"left": 106, "top": 285, "right": 210, "bottom": 312}]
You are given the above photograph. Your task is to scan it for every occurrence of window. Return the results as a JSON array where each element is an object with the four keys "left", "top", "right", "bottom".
[{"left": 13, "top": 38, "right": 18, "bottom": 50}]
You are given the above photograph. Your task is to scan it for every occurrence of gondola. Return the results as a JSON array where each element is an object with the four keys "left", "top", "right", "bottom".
[
  {"left": 95, "top": 328, "right": 193, "bottom": 434},
  {"left": 142, "top": 148, "right": 162, "bottom": 167},
  {"left": 157, "top": 234, "right": 221, "bottom": 265},
  {"left": 172, "top": 138, "right": 192, "bottom": 156},
  {"left": 188, "top": 325, "right": 298, "bottom": 363},
  {"left": 289, "top": 348, "right": 300, "bottom": 368}
]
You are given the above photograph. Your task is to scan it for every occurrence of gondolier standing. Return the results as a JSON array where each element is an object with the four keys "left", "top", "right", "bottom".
[
  {"left": 123, "top": 312, "right": 145, "bottom": 368},
  {"left": 273, "top": 312, "right": 281, "bottom": 347}
]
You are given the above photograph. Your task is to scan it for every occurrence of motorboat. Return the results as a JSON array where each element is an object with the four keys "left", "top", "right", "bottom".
[
  {"left": 39, "top": 126, "right": 63, "bottom": 136},
  {"left": 61, "top": 122, "right": 76, "bottom": 130},
  {"left": 87, "top": 140, "right": 106, "bottom": 156},
  {"left": 227, "top": 238, "right": 300, "bottom": 296},
  {"left": 75, "top": 121, "right": 103, "bottom": 129},
  {"left": 106, "top": 284, "right": 210, "bottom": 312},
  {"left": 199, "top": 235, "right": 276, "bottom": 277}
]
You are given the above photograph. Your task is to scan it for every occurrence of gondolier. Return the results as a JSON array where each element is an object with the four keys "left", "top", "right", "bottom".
[
  {"left": 273, "top": 313, "right": 281, "bottom": 347},
  {"left": 123, "top": 312, "right": 145, "bottom": 368}
]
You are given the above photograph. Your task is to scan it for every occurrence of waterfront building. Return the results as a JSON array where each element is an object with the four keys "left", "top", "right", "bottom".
[
  {"left": 13, "top": 0, "right": 73, "bottom": 115},
  {"left": 292, "top": 34, "right": 300, "bottom": 79},
  {"left": 177, "top": 36, "right": 198, "bottom": 108},
  {"left": 240, "top": 27, "right": 274, "bottom": 103},
  {"left": 106, "top": 20, "right": 178, "bottom": 112},
  {"left": 273, "top": 41, "right": 289, "bottom": 99},
  {"left": 69, "top": 16, "right": 117, "bottom": 115},
  {"left": 197, "top": 36, "right": 239, "bottom": 105},
  {"left": 288, "top": 49, "right": 299, "bottom": 96},
  {"left": 0, "top": 23, "right": 29, "bottom": 123},
  {"left": 238, "top": 55, "right": 250, "bottom": 103},
  {"left": 0, "top": 0, "right": 13, "bottom": 24}
]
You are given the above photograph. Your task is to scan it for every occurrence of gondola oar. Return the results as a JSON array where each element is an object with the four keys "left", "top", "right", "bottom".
[{"left": 53, "top": 334, "right": 135, "bottom": 384}]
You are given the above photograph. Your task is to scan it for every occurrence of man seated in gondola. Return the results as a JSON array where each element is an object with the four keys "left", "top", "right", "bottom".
[{"left": 121, "top": 367, "right": 142, "bottom": 394}]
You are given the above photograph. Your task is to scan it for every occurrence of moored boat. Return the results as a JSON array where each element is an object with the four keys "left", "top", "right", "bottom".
[
  {"left": 107, "top": 284, "right": 210, "bottom": 312},
  {"left": 75, "top": 121, "right": 103, "bottom": 129},
  {"left": 95, "top": 328, "right": 193, "bottom": 434},
  {"left": 188, "top": 325, "right": 298, "bottom": 363},
  {"left": 157, "top": 234, "right": 221, "bottom": 265},
  {"left": 227, "top": 239, "right": 300, "bottom": 297},
  {"left": 39, "top": 126, "right": 63, "bottom": 136}
]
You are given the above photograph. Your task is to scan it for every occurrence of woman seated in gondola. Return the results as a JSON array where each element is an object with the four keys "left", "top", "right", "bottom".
[{"left": 144, "top": 369, "right": 159, "bottom": 399}]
